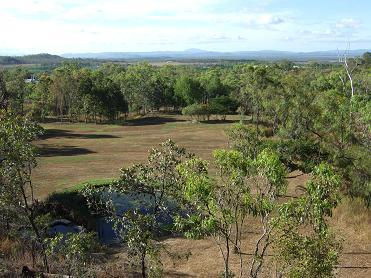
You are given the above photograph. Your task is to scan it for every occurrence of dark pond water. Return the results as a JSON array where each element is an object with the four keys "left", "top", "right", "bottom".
[{"left": 95, "top": 192, "right": 177, "bottom": 244}]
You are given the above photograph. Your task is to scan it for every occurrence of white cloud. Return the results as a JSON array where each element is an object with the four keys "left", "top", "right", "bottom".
[
  {"left": 0, "top": 0, "right": 291, "bottom": 53},
  {"left": 0, "top": 0, "right": 369, "bottom": 53},
  {"left": 148, "top": 11, "right": 287, "bottom": 26},
  {"left": 335, "top": 18, "right": 361, "bottom": 29},
  {"left": 0, "top": 0, "right": 218, "bottom": 21}
]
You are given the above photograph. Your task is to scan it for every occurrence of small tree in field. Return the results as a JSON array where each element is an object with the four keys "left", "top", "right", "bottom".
[
  {"left": 176, "top": 150, "right": 249, "bottom": 277},
  {"left": 176, "top": 148, "right": 287, "bottom": 278},
  {"left": 247, "top": 149, "right": 287, "bottom": 278},
  {"left": 84, "top": 140, "right": 190, "bottom": 278},
  {"left": 176, "top": 157, "right": 237, "bottom": 277},
  {"left": 274, "top": 163, "right": 342, "bottom": 278}
]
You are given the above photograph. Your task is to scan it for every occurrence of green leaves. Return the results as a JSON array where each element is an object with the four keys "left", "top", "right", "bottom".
[
  {"left": 174, "top": 214, "right": 217, "bottom": 239},
  {"left": 45, "top": 232, "right": 99, "bottom": 275},
  {"left": 174, "top": 75, "right": 203, "bottom": 106},
  {"left": 226, "top": 123, "right": 263, "bottom": 159},
  {"left": 255, "top": 149, "right": 287, "bottom": 192},
  {"left": 213, "top": 149, "right": 247, "bottom": 173},
  {"left": 0, "top": 113, "right": 42, "bottom": 208},
  {"left": 177, "top": 158, "right": 212, "bottom": 204},
  {"left": 177, "top": 146, "right": 289, "bottom": 277},
  {"left": 274, "top": 163, "right": 342, "bottom": 277},
  {"left": 305, "top": 163, "right": 341, "bottom": 232}
]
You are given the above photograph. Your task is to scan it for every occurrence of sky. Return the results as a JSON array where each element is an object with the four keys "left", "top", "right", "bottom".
[{"left": 0, "top": 0, "right": 370, "bottom": 55}]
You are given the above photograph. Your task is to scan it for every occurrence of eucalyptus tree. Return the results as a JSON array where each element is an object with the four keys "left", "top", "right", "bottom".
[
  {"left": 49, "top": 63, "right": 79, "bottom": 121},
  {"left": 226, "top": 123, "right": 263, "bottom": 160},
  {"left": 120, "top": 63, "right": 159, "bottom": 114},
  {"left": 4, "top": 68, "right": 29, "bottom": 114},
  {"left": 274, "top": 163, "right": 342, "bottom": 278},
  {"left": 278, "top": 70, "right": 318, "bottom": 139},
  {"left": 176, "top": 150, "right": 248, "bottom": 277},
  {"left": 248, "top": 151, "right": 287, "bottom": 278},
  {"left": 238, "top": 66, "right": 278, "bottom": 136},
  {"left": 45, "top": 231, "right": 98, "bottom": 276},
  {"left": 157, "top": 65, "right": 179, "bottom": 110},
  {"left": 199, "top": 68, "right": 228, "bottom": 104},
  {"left": 176, "top": 148, "right": 287, "bottom": 278},
  {"left": 90, "top": 69, "right": 127, "bottom": 122},
  {"left": 28, "top": 73, "right": 53, "bottom": 121},
  {"left": 0, "top": 113, "right": 49, "bottom": 271},
  {"left": 174, "top": 75, "right": 204, "bottom": 106}
]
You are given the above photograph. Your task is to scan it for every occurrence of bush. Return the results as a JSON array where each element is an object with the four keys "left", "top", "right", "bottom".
[
  {"left": 182, "top": 97, "right": 238, "bottom": 121},
  {"left": 209, "top": 96, "right": 238, "bottom": 119},
  {"left": 182, "top": 103, "right": 210, "bottom": 121},
  {"left": 45, "top": 232, "right": 99, "bottom": 276}
]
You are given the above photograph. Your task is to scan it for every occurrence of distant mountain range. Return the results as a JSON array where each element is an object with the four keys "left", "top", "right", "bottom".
[
  {"left": 0, "top": 49, "right": 369, "bottom": 65},
  {"left": 62, "top": 49, "right": 370, "bottom": 61}
]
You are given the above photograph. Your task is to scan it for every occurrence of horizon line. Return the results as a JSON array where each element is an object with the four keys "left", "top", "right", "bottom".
[{"left": 1, "top": 48, "right": 370, "bottom": 57}]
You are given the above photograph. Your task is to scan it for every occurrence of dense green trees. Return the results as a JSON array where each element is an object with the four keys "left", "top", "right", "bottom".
[
  {"left": 47, "top": 64, "right": 128, "bottom": 122},
  {"left": 174, "top": 75, "right": 203, "bottom": 106},
  {"left": 0, "top": 71, "right": 8, "bottom": 110},
  {"left": 3, "top": 68, "right": 29, "bottom": 114}
]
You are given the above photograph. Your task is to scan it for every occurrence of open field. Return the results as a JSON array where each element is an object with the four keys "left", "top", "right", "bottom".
[
  {"left": 32, "top": 115, "right": 237, "bottom": 198},
  {"left": 31, "top": 114, "right": 371, "bottom": 277}
]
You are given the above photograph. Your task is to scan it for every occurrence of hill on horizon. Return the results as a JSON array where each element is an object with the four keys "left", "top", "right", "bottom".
[
  {"left": 0, "top": 53, "right": 65, "bottom": 65},
  {"left": 0, "top": 49, "right": 369, "bottom": 65},
  {"left": 62, "top": 48, "right": 370, "bottom": 61}
]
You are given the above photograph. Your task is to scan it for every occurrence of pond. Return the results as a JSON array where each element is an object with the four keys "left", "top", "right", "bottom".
[{"left": 95, "top": 191, "right": 178, "bottom": 244}]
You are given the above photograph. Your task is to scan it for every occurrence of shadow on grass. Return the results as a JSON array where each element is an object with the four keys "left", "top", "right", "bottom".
[
  {"left": 200, "top": 119, "right": 239, "bottom": 124},
  {"left": 162, "top": 271, "right": 196, "bottom": 277},
  {"left": 37, "top": 144, "right": 96, "bottom": 157},
  {"left": 124, "top": 116, "right": 185, "bottom": 126},
  {"left": 41, "top": 129, "right": 120, "bottom": 140}
]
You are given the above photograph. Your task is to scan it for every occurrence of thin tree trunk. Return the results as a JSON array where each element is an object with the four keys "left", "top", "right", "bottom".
[
  {"left": 141, "top": 252, "right": 146, "bottom": 278},
  {"left": 225, "top": 235, "right": 230, "bottom": 278},
  {"left": 18, "top": 170, "right": 50, "bottom": 273}
]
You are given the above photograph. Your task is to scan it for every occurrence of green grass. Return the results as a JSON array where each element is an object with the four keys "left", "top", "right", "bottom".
[{"left": 55, "top": 178, "right": 115, "bottom": 193}]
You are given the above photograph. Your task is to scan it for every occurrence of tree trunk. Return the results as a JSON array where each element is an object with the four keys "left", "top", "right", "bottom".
[
  {"left": 224, "top": 236, "right": 230, "bottom": 278},
  {"left": 141, "top": 253, "right": 146, "bottom": 278}
]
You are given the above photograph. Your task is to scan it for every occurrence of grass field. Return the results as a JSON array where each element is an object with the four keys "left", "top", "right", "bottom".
[
  {"left": 31, "top": 114, "right": 371, "bottom": 277},
  {"left": 32, "top": 115, "right": 235, "bottom": 198}
]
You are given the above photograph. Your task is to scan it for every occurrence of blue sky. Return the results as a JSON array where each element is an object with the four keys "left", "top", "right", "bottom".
[{"left": 0, "top": 0, "right": 370, "bottom": 54}]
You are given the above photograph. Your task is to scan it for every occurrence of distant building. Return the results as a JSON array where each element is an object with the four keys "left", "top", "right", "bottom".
[{"left": 25, "top": 75, "right": 37, "bottom": 83}]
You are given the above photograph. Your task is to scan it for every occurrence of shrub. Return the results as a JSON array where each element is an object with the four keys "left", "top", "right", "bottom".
[{"left": 182, "top": 103, "right": 210, "bottom": 121}]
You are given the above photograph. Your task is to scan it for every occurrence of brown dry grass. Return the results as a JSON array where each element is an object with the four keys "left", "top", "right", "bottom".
[{"left": 32, "top": 115, "right": 234, "bottom": 198}]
